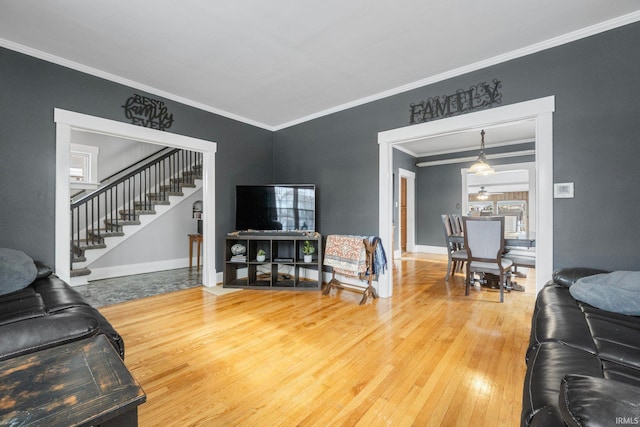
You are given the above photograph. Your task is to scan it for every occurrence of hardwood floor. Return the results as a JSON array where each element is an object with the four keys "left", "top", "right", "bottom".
[{"left": 100, "top": 254, "right": 536, "bottom": 426}]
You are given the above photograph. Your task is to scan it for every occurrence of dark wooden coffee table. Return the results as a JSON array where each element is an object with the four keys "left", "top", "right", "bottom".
[{"left": 0, "top": 334, "right": 146, "bottom": 426}]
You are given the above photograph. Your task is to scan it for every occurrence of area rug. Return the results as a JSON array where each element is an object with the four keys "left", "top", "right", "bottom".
[
  {"left": 203, "top": 286, "right": 243, "bottom": 296},
  {"left": 75, "top": 268, "right": 203, "bottom": 308}
]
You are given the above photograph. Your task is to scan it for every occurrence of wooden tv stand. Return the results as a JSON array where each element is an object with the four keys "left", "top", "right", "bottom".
[{"left": 223, "top": 233, "right": 322, "bottom": 291}]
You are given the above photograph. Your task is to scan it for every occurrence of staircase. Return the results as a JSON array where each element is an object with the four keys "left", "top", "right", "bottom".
[{"left": 70, "top": 149, "right": 202, "bottom": 283}]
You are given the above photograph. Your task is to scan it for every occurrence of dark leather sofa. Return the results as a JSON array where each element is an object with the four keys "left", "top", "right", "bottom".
[
  {"left": 0, "top": 261, "right": 123, "bottom": 362},
  {"left": 522, "top": 268, "right": 640, "bottom": 426}
]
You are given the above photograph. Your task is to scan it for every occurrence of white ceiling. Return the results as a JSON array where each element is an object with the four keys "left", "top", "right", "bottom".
[{"left": 1, "top": 1, "right": 639, "bottom": 131}]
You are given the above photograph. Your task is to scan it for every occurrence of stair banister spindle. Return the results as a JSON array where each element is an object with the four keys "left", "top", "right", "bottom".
[
  {"left": 146, "top": 168, "right": 149, "bottom": 209},
  {"left": 159, "top": 161, "right": 162, "bottom": 200},
  {"left": 182, "top": 150, "right": 186, "bottom": 185},
  {"left": 190, "top": 151, "right": 194, "bottom": 183},
  {"left": 97, "top": 193, "right": 101, "bottom": 243},
  {"left": 153, "top": 162, "right": 157, "bottom": 203},
  {"left": 146, "top": 167, "right": 150, "bottom": 210},
  {"left": 128, "top": 176, "right": 133, "bottom": 222},
  {"left": 187, "top": 151, "right": 191, "bottom": 184},
  {"left": 162, "top": 157, "right": 166, "bottom": 200},
  {"left": 172, "top": 152, "right": 177, "bottom": 192},
  {"left": 142, "top": 169, "right": 146, "bottom": 211},
  {"left": 111, "top": 187, "right": 115, "bottom": 232},
  {"left": 167, "top": 153, "right": 172, "bottom": 192},
  {"left": 114, "top": 186, "right": 118, "bottom": 231},
  {"left": 89, "top": 198, "right": 94, "bottom": 245}
]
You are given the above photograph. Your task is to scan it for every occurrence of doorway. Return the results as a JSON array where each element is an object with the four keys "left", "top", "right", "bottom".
[
  {"left": 54, "top": 109, "right": 218, "bottom": 287},
  {"left": 378, "top": 96, "right": 555, "bottom": 297},
  {"left": 397, "top": 168, "right": 416, "bottom": 257},
  {"left": 401, "top": 177, "right": 407, "bottom": 252}
]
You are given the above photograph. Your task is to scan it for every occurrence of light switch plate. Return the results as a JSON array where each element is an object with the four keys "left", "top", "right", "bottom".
[{"left": 554, "top": 182, "right": 574, "bottom": 198}]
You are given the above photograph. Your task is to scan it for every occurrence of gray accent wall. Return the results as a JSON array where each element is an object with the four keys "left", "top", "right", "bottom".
[
  {"left": 2, "top": 21, "right": 640, "bottom": 276},
  {"left": 0, "top": 47, "right": 273, "bottom": 271},
  {"left": 274, "top": 22, "right": 640, "bottom": 271}
]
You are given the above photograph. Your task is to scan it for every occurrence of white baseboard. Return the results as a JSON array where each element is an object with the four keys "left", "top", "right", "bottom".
[
  {"left": 85, "top": 258, "right": 192, "bottom": 282},
  {"left": 414, "top": 245, "right": 448, "bottom": 255}
]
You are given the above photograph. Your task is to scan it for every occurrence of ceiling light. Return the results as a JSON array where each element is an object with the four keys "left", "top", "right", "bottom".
[
  {"left": 469, "top": 130, "right": 495, "bottom": 176},
  {"left": 477, "top": 186, "right": 489, "bottom": 200}
]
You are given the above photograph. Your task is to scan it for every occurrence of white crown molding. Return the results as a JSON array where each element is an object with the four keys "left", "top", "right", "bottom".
[
  {"left": 2, "top": 11, "right": 638, "bottom": 131},
  {"left": 0, "top": 38, "right": 275, "bottom": 131},
  {"left": 273, "top": 11, "right": 640, "bottom": 131}
]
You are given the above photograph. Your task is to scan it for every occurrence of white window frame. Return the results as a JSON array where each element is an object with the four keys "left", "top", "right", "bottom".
[{"left": 69, "top": 143, "right": 99, "bottom": 189}]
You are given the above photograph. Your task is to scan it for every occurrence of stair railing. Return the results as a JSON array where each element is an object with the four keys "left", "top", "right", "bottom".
[{"left": 70, "top": 148, "right": 203, "bottom": 271}]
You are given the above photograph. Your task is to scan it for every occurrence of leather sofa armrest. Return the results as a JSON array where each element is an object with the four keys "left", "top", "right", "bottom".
[
  {"left": 0, "top": 313, "right": 98, "bottom": 361},
  {"left": 559, "top": 375, "right": 640, "bottom": 427},
  {"left": 33, "top": 260, "right": 53, "bottom": 280},
  {"left": 552, "top": 268, "right": 609, "bottom": 288}
]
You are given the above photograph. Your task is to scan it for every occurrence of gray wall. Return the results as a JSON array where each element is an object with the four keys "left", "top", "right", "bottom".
[
  {"left": 0, "top": 47, "right": 273, "bottom": 271},
  {"left": 89, "top": 189, "right": 202, "bottom": 271},
  {"left": 274, "top": 22, "right": 640, "bottom": 271},
  {"left": 2, "top": 21, "right": 640, "bottom": 276}
]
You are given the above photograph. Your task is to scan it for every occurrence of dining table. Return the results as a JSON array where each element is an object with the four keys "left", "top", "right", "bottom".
[
  {"left": 448, "top": 231, "right": 536, "bottom": 248},
  {"left": 448, "top": 231, "right": 536, "bottom": 291}
]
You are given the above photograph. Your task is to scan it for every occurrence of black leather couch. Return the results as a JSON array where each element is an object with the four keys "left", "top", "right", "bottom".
[
  {"left": 0, "top": 261, "right": 124, "bottom": 362},
  {"left": 522, "top": 268, "right": 640, "bottom": 426}
]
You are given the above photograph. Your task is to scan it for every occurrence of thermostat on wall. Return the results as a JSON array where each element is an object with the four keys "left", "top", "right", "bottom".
[{"left": 554, "top": 182, "right": 574, "bottom": 198}]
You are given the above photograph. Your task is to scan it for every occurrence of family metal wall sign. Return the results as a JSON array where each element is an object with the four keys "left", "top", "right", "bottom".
[
  {"left": 123, "top": 94, "right": 174, "bottom": 130},
  {"left": 409, "top": 79, "right": 502, "bottom": 124}
]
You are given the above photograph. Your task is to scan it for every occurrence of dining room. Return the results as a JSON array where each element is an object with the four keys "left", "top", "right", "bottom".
[{"left": 388, "top": 113, "right": 542, "bottom": 295}]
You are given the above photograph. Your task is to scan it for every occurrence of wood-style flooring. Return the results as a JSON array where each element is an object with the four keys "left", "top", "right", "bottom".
[{"left": 100, "top": 253, "right": 536, "bottom": 426}]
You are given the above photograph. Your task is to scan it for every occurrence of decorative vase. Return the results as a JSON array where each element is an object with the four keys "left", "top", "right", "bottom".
[
  {"left": 257, "top": 254, "right": 266, "bottom": 262},
  {"left": 231, "top": 244, "right": 246, "bottom": 256},
  {"left": 304, "top": 254, "right": 312, "bottom": 263}
]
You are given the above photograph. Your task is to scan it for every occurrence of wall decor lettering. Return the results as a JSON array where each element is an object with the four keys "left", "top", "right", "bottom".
[
  {"left": 123, "top": 94, "right": 174, "bottom": 130},
  {"left": 409, "top": 79, "right": 502, "bottom": 124}
]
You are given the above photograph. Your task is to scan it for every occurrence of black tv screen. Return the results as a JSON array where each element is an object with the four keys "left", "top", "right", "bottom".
[{"left": 236, "top": 185, "right": 316, "bottom": 231}]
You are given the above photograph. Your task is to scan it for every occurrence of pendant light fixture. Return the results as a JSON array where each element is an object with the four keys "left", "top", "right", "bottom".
[
  {"left": 477, "top": 186, "right": 489, "bottom": 200},
  {"left": 469, "top": 130, "right": 495, "bottom": 176}
]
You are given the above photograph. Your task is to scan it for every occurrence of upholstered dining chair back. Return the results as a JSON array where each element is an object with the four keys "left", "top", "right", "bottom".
[
  {"left": 504, "top": 215, "right": 518, "bottom": 234},
  {"left": 462, "top": 215, "right": 512, "bottom": 302},
  {"left": 463, "top": 216, "right": 505, "bottom": 261}
]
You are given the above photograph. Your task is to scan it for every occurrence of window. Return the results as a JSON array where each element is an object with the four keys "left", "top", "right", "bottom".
[
  {"left": 70, "top": 143, "right": 99, "bottom": 189},
  {"left": 274, "top": 186, "right": 315, "bottom": 231}
]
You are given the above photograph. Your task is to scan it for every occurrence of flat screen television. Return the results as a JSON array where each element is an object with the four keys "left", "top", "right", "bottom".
[{"left": 235, "top": 184, "right": 316, "bottom": 232}]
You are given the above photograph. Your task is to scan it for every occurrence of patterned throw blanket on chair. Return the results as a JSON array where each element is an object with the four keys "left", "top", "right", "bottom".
[{"left": 323, "top": 235, "right": 367, "bottom": 277}]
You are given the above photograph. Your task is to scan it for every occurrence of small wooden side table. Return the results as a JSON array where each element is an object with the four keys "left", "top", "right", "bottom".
[
  {"left": 189, "top": 233, "right": 203, "bottom": 270},
  {"left": 0, "top": 334, "right": 146, "bottom": 427}
]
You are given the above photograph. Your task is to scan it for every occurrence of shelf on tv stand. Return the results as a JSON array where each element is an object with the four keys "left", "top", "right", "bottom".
[
  {"left": 236, "top": 230, "right": 310, "bottom": 237},
  {"left": 223, "top": 234, "right": 322, "bottom": 291}
]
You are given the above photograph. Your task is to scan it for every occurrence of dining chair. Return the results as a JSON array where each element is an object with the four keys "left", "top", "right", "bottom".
[
  {"left": 504, "top": 215, "right": 518, "bottom": 235},
  {"left": 450, "top": 214, "right": 463, "bottom": 235},
  {"left": 462, "top": 216, "right": 513, "bottom": 303},
  {"left": 441, "top": 214, "right": 467, "bottom": 281}
]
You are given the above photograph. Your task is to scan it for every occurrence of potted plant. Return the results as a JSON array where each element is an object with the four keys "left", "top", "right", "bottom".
[
  {"left": 256, "top": 249, "right": 266, "bottom": 262},
  {"left": 302, "top": 241, "right": 315, "bottom": 263}
]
